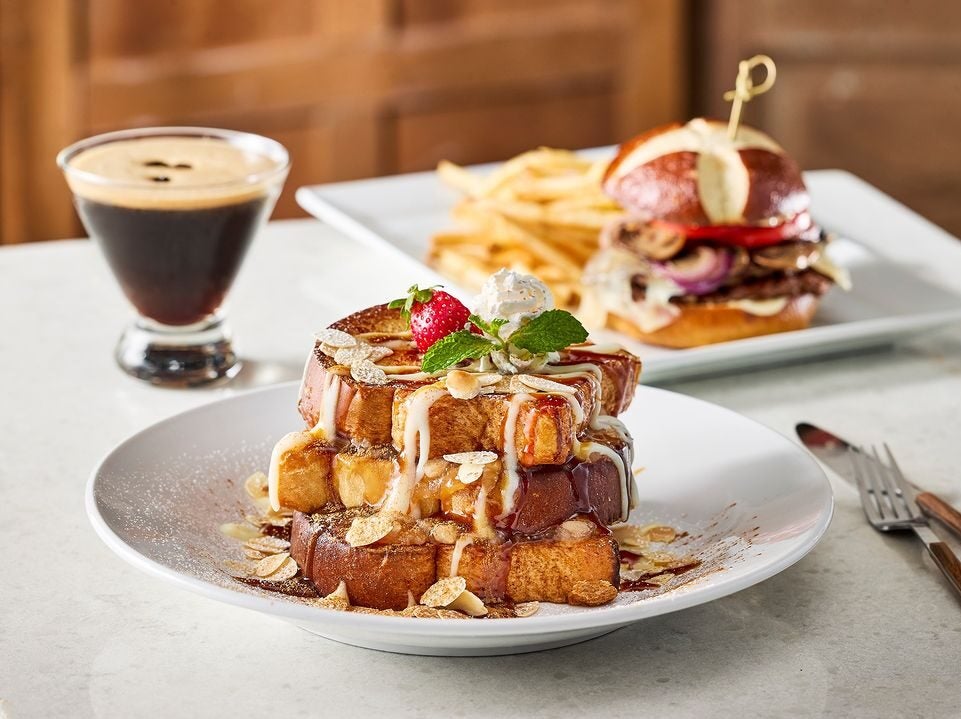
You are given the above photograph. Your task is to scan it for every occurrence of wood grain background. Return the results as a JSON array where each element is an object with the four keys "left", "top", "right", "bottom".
[{"left": 1, "top": 0, "right": 959, "bottom": 244}]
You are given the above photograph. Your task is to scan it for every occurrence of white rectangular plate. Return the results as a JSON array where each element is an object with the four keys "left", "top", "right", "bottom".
[{"left": 296, "top": 154, "right": 961, "bottom": 383}]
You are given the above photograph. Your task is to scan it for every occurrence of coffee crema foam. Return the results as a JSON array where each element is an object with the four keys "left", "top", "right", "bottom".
[{"left": 66, "top": 137, "right": 283, "bottom": 210}]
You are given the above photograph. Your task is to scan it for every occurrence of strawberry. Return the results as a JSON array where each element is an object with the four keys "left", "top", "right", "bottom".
[{"left": 388, "top": 285, "right": 472, "bottom": 352}]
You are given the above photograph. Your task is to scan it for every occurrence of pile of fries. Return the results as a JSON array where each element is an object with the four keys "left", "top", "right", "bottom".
[{"left": 428, "top": 148, "right": 624, "bottom": 309}]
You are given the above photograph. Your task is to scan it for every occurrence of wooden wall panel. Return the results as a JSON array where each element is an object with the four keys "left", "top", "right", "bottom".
[
  {"left": 0, "top": 0, "right": 86, "bottom": 245},
  {"left": 393, "top": 89, "right": 615, "bottom": 172},
  {"left": 1, "top": 0, "right": 688, "bottom": 244}
]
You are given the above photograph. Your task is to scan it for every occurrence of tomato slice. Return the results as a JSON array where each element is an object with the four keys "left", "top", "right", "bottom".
[{"left": 650, "top": 212, "right": 813, "bottom": 249}]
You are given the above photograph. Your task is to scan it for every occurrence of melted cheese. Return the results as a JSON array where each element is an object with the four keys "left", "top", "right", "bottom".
[
  {"left": 812, "top": 252, "right": 852, "bottom": 290},
  {"left": 724, "top": 297, "right": 791, "bottom": 317}
]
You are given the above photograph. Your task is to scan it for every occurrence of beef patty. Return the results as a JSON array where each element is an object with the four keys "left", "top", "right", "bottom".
[{"left": 632, "top": 269, "right": 832, "bottom": 305}]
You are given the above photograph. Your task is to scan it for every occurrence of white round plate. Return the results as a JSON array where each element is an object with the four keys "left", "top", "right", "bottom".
[{"left": 87, "top": 381, "right": 832, "bottom": 656}]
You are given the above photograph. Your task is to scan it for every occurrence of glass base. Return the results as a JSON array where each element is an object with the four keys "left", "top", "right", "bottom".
[{"left": 116, "top": 316, "right": 240, "bottom": 387}]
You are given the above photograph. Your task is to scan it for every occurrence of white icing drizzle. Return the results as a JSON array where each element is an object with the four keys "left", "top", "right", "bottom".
[
  {"left": 448, "top": 534, "right": 474, "bottom": 577},
  {"left": 472, "top": 483, "right": 495, "bottom": 540},
  {"left": 497, "top": 392, "right": 534, "bottom": 520},
  {"left": 381, "top": 385, "right": 448, "bottom": 515},
  {"left": 309, "top": 372, "right": 341, "bottom": 441}
]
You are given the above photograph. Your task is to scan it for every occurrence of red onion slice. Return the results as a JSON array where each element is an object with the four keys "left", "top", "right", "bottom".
[{"left": 653, "top": 246, "right": 733, "bottom": 295}]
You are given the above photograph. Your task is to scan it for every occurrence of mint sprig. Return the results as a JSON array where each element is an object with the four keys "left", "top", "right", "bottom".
[
  {"left": 468, "top": 313, "right": 508, "bottom": 340},
  {"left": 507, "top": 310, "right": 588, "bottom": 354},
  {"left": 421, "top": 331, "right": 495, "bottom": 374},
  {"left": 421, "top": 309, "right": 588, "bottom": 374}
]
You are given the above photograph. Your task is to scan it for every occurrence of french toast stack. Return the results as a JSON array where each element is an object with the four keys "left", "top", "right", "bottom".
[{"left": 269, "top": 303, "right": 642, "bottom": 611}]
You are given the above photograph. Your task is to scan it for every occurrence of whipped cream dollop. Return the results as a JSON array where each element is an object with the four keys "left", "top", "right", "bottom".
[
  {"left": 473, "top": 269, "right": 554, "bottom": 338},
  {"left": 473, "top": 269, "right": 557, "bottom": 374}
]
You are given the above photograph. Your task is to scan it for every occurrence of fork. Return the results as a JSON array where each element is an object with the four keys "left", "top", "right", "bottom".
[{"left": 850, "top": 443, "right": 961, "bottom": 600}]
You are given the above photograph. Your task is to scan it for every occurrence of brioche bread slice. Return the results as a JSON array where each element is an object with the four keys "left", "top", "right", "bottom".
[
  {"left": 272, "top": 431, "right": 631, "bottom": 534},
  {"left": 290, "top": 508, "right": 619, "bottom": 610},
  {"left": 297, "top": 305, "right": 641, "bottom": 448}
]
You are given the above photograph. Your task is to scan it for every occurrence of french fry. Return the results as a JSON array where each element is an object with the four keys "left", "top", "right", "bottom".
[
  {"left": 437, "top": 160, "right": 483, "bottom": 197},
  {"left": 431, "top": 147, "right": 626, "bottom": 309}
]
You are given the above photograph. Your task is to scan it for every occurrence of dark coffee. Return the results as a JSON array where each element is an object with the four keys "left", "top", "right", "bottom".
[{"left": 75, "top": 195, "right": 269, "bottom": 326}]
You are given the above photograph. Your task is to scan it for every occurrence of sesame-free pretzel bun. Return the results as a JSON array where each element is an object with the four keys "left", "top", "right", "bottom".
[
  {"left": 606, "top": 294, "right": 820, "bottom": 349},
  {"left": 603, "top": 119, "right": 809, "bottom": 227}
]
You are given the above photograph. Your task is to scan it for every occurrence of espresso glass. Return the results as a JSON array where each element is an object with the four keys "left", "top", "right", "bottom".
[{"left": 58, "top": 127, "right": 289, "bottom": 386}]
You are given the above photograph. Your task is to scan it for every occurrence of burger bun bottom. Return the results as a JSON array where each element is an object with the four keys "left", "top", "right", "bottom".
[{"left": 607, "top": 294, "right": 820, "bottom": 349}]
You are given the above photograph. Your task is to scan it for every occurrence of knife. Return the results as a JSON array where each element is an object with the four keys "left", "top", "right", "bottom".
[{"left": 796, "top": 422, "right": 961, "bottom": 539}]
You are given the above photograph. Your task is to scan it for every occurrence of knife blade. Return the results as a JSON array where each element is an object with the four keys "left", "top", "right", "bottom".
[{"left": 796, "top": 422, "right": 961, "bottom": 539}]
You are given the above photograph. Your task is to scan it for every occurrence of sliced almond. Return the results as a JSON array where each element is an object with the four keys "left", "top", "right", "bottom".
[
  {"left": 314, "top": 328, "right": 357, "bottom": 348},
  {"left": 517, "top": 375, "right": 576, "bottom": 394},
  {"left": 644, "top": 525, "right": 678, "bottom": 544},
  {"left": 446, "top": 369, "right": 481, "bottom": 400},
  {"left": 334, "top": 345, "right": 373, "bottom": 366},
  {"left": 513, "top": 601, "right": 540, "bottom": 617},
  {"left": 244, "top": 471, "right": 269, "bottom": 500},
  {"left": 567, "top": 579, "right": 618, "bottom": 607},
  {"left": 244, "top": 548, "right": 267, "bottom": 561},
  {"left": 401, "top": 606, "right": 470, "bottom": 619},
  {"left": 350, "top": 359, "right": 389, "bottom": 386},
  {"left": 447, "top": 590, "right": 488, "bottom": 617},
  {"left": 260, "top": 556, "right": 298, "bottom": 582},
  {"left": 345, "top": 514, "right": 396, "bottom": 547},
  {"left": 261, "top": 512, "right": 293, "bottom": 528},
  {"left": 255, "top": 552, "right": 290, "bottom": 578},
  {"left": 244, "top": 536, "right": 290, "bottom": 554},
  {"left": 476, "top": 373, "right": 503, "bottom": 387},
  {"left": 611, "top": 524, "right": 652, "bottom": 549},
  {"left": 420, "top": 577, "right": 487, "bottom": 617},
  {"left": 220, "top": 522, "right": 260, "bottom": 542},
  {"left": 456, "top": 463, "right": 484, "bottom": 484},
  {"left": 443, "top": 451, "right": 497, "bottom": 465},
  {"left": 420, "top": 576, "right": 468, "bottom": 607},
  {"left": 367, "top": 346, "right": 394, "bottom": 361}
]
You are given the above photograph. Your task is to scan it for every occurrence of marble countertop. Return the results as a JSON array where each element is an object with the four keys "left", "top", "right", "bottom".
[{"left": 2, "top": 219, "right": 961, "bottom": 719}]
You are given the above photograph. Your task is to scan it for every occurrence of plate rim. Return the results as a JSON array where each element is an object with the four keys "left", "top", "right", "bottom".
[{"left": 86, "top": 380, "right": 834, "bottom": 638}]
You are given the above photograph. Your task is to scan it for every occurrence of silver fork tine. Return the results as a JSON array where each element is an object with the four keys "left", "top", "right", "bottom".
[
  {"left": 882, "top": 442, "right": 919, "bottom": 520},
  {"left": 850, "top": 447, "right": 883, "bottom": 524},
  {"left": 857, "top": 444, "right": 892, "bottom": 520},
  {"left": 869, "top": 444, "right": 905, "bottom": 520}
]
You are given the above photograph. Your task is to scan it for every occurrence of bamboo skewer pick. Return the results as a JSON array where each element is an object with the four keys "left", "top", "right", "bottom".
[{"left": 723, "top": 55, "right": 777, "bottom": 140}]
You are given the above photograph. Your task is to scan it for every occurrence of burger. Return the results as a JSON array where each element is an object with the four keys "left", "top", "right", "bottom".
[{"left": 582, "top": 118, "right": 850, "bottom": 348}]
